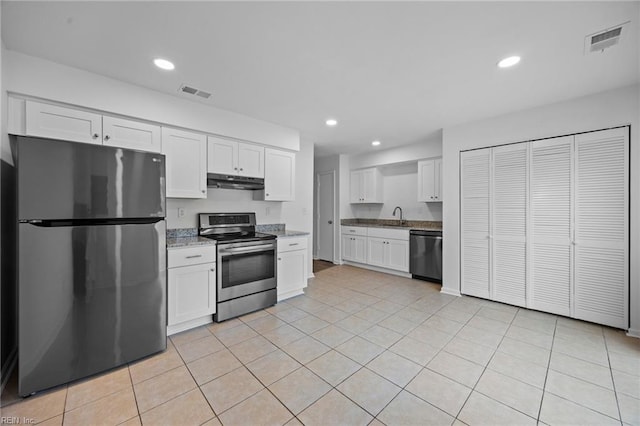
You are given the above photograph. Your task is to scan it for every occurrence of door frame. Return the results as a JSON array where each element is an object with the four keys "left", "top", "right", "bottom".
[{"left": 316, "top": 170, "right": 336, "bottom": 263}]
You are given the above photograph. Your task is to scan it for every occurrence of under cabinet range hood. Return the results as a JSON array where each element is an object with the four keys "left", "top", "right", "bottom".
[{"left": 207, "top": 173, "right": 265, "bottom": 190}]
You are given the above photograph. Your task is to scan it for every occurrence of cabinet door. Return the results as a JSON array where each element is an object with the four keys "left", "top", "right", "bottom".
[
  {"left": 350, "top": 170, "right": 363, "bottom": 203},
  {"left": 168, "top": 263, "right": 216, "bottom": 326},
  {"left": 418, "top": 160, "right": 436, "bottom": 202},
  {"left": 361, "top": 168, "right": 380, "bottom": 202},
  {"left": 529, "top": 136, "right": 573, "bottom": 317},
  {"left": 434, "top": 158, "right": 443, "bottom": 202},
  {"left": 492, "top": 144, "right": 527, "bottom": 307},
  {"left": 574, "top": 128, "right": 628, "bottom": 328},
  {"left": 103, "top": 116, "right": 161, "bottom": 153},
  {"left": 353, "top": 236, "right": 368, "bottom": 263},
  {"left": 238, "top": 143, "right": 265, "bottom": 178},
  {"left": 25, "top": 100, "right": 102, "bottom": 145},
  {"left": 162, "top": 127, "right": 207, "bottom": 198},
  {"left": 264, "top": 148, "right": 295, "bottom": 201},
  {"left": 207, "top": 136, "right": 238, "bottom": 175},
  {"left": 342, "top": 235, "right": 354, "bottom": 261},
  {"left": 460, "top": 149, "right": 491, "bottom": 299},
  {"left": 277, "top": 249, "right": 307, "bottom": 300},
  {"left": 386, "top": 239, "right": 409, "bottom": 272},
  {"left": 367, "top": 237, "right": 386, "bottom": 267}
]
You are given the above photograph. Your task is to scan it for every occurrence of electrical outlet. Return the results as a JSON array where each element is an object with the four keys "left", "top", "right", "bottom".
[{"left": 177, "top": 208, "right": 185, "bottom": 218}]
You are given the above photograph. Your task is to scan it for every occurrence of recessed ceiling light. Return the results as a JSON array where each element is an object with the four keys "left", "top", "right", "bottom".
[
  {"left": 154, "top": 58, "right": 175, "bottom": 70},
  {"left": 326, "top": 119, "right": 338, "bottom": 126},
  {"left": 498, "top": 56, "right": 521, "bottom": 68},
  {"left": 371, "top": 140, "right": 381, "bottom": 146}
]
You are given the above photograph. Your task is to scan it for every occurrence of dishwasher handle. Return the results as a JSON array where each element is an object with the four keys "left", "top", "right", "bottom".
[{"left": 410, "top": 229, "right": 442, "bottom": 238}]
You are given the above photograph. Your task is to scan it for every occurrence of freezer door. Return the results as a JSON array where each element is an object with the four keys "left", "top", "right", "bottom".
[
  {"left": 17, "top": 136, "right": 165, "bottom": 220},
  {"left": 18, "top": 221, "right": 166, "bottom": 396}
]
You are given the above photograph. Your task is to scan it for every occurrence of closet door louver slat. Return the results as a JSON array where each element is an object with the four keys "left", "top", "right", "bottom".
[
  {"left": 460, "top": 149, "right": 491, "bottom": 299},
  {"left": 492, "top": 144, "right": 528, "bottom": 307},
  {"left": 574, "top": 128, "right": 629, "bottom": 329},
  {"left": 529, "top": 136, "right": 574, "bottom": 317}
]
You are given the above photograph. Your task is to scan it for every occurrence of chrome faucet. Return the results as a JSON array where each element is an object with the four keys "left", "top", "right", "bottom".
[{"left": 392, "top": 206, "right": 404, "bottom": 225}]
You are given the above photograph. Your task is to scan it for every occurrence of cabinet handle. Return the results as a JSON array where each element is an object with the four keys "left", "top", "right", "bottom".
[
  {"left": 104, "top": 135, "right": 111, "bottom": 141},
  {"left": 234, "top": 167, "right": 238, "bottom": 171},
  {"left": 289, "top": 243, "right": 299, "bottom": 246},
  {"left": 202, "top": 190, "right": 206, "bottom": 193},
  {"left": 349, "top": 230, "right": 355, "bottom": 233},
  {"left": 266, "top": 193, "right": 270, "bottom": 196},
  {"left": 186, "top": 255, "right": 202, "bottom": 259},
  {"left": 92, "top": 133, "right": 99, "bottom": 139},
  {"left": 240, "top": 168, "right": 244, "bottom": 171},
  {"left": 278, "top": 257, "right": 282, "bottom": 261},
  {"left": 211, "top": 269, "right": 215, "bottom": 272}
]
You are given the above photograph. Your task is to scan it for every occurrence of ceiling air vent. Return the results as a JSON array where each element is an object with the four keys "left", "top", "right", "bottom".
[
  {"left": 585, "top": 22, "right": 629, "bottom": 54},
  {"left": 178, "top": 84, "right": 212, "bottom": 100}
]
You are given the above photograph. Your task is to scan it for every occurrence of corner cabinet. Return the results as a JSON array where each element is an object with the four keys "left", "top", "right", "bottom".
[
  {"left": 418, "top": 158, "right": 442, "bottom": 202},
  {"left": 207, "top": 136, "right": 265, "bottom": 178},
  {"left": 341, "top": 226, "right": 409, "bottom": 274},
  {"left": 277, "top": 236, "right": 308, "bottom": 301},
  {"left": 350, "top": 168, "right": 383, "bottom": 203},
  {"left": 255, "top": 148, "right": 296, "bottom": 201},
  {"left": 162, "top": 127, "right": 207, "bottom": 199},
  {"left": 167, "top": 245, "right": 217, "bottom": 335}
]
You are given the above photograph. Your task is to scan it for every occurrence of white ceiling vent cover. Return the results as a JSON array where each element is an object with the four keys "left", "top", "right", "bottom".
[
  {"left": 585, "top": 22, "right": 629, "bottom": 54},
  {"left": 178, "top": 84, "right": 212, "bottom": 100}
]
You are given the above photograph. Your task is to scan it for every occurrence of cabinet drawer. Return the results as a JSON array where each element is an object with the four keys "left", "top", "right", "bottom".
[
  {"left": 168, "top": 245, "right": 216, "bottom": 268},
  {"left": 367, "top": 227, "right": 409, "bottom": 241},
  {"left": 278, "top": 236, "right": 308, "bottom": 253},
  {"left": 341, "top": 226, "right": 368, "bottom": 236}
]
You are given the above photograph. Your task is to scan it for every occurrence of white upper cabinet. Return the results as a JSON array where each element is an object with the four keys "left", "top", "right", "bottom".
[
  {"left": 417, "top": 158, "right": 442, "bottom": 202},
  {"left": 25, "top": 100, "right": 102, "bottom": 145},
  {"left": 102, "top": 116, "right": 161, "bottom": 153},
  {"left": 207, "top": 136, "right": 264, "bottom": 178},
  {"left": 23, "top": 100, "right": 162, "bottom": 153},
  {"left": 162, "top": 127, "right": 207, "bottom": 199},
  {"left": 261, "top": 148, "right": 296, "bottom": 201},
  {"left": 350, "top": 168, "right": 383, "bottom": 203}
]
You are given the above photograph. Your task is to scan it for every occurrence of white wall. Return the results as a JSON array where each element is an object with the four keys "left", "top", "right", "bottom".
[
  {"left": 348, "top": 137, "right": 442, "bottom": 170},
  {"left": 167, "top": 139, "right": 315, "bottom": 277},
  {"left": 442, "top": 84, "right": 640, "bottom": 335},
  {"left": 4, "top": 50, "right": 299, "bottom": 151}
]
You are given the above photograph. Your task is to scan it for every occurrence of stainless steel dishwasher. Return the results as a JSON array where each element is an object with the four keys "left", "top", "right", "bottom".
[{"left": 410, "top": 230, "right": 442, "bottom": 283}]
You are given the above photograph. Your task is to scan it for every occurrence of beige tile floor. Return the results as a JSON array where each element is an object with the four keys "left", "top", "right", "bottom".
[{"left": 2, "top": 264, "right": 640, "bottom": 425}]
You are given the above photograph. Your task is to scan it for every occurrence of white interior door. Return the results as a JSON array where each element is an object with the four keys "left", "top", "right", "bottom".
[
  {"left": 529, "top": 136, "right": 574, "bottom": 317},
  {"left": 317, "top": 172, "right": 335, "bottom": 262},
  {"left": 574, "top": 128, "right": 629, "bottom": 328},
  {"left": 492, "top": 143, "right": 528, "bottom": 307},
  {"left": 460, "top": 149, "right": 491, "bottom": 299}
]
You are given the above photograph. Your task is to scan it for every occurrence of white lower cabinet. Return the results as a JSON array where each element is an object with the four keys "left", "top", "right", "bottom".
[
  {"left": 341, "top": 226, "right": 409, "bottom": 273},
  {"left": 167, "top": 245, "right": 217, "bottom": 335},
  {"left": 277, "top": 237, "right": 308, "bottom": 301}
]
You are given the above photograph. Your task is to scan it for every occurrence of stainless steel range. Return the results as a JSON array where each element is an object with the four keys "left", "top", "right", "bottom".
[{"left": 198, "top": 213, "right": 277, "bottom": 322}]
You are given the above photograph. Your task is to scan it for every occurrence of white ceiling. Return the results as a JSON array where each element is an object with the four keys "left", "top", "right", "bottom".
[{"left": 2, "top": 1, "right": 638, "bottom": 156}]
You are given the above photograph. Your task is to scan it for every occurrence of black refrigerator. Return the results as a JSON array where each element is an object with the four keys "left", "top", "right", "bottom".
[{"left": 16, "top": 136, "right": 167, "bottom": 396}]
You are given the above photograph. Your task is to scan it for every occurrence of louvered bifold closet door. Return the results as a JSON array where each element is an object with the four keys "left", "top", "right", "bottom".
[
  {"left": 574, "top": 128, "right": 629, "bottom": 329},
  {"left": 460, "top": 149, "right": 491, "bottom": 299},
  {"left": 529, "top": 136, "right": 574, "bottom": 316},
  {"left": 492, "top": 143, "right": 528, "bottom": 307}
]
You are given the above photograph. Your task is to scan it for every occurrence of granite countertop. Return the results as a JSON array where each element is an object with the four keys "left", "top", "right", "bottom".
[
  {"left": 166, "top": 236, "right": 217, "bottom": 249},
  {"left": 341, "top": 218, "right": 442, "bottom": 231}
]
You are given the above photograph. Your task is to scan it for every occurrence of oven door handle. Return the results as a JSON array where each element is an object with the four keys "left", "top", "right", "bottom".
[{"left": 219, "top": 245, "right": 274, "bottom": 255}]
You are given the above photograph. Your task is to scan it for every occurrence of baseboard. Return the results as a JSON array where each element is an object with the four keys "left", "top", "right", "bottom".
[
  {"left": 440, "top": 287, "right": 461, "bottom": 297},
  {"left": 342, "top": 261, "right": 411, "bottom": 278},
  {"left": 626, "top": 328, "right": 640, "bottom": 339},
  {"left": 167, "top": 316, "right": 213, "bottom": 336},
  {"left": 1, "top": 348, "right": 18, "bottom": 395}
]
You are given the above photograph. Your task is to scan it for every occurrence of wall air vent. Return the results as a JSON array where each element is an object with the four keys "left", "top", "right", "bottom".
[
  {"left": 178, "top": 84, "right": 212, "bottom": 100},
  {"left": 585, "top": 22, "right": 629, "bottom": 54}
]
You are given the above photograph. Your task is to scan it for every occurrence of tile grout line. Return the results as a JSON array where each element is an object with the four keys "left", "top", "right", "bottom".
[
  {"left": 602, "top": 327, "right": 624, "bottom": 425},
  {"left": 535, "top": 315, "right": 558, "bottom": 423}
]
